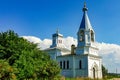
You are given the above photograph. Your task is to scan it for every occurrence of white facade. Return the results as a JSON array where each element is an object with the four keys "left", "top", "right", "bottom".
[
  {"left": 88, "top": 55, "right": 102, "bottom": 78},
  {"left": 44, "top": 3, "right": 102, "bottom": 79}
]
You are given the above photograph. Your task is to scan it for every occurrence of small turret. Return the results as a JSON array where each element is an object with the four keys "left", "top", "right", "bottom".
[{"left": 50, "top": 29, "right": 65, "bottom": 48}]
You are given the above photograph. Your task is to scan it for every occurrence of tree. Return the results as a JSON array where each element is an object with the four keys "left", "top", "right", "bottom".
[
  {"left": 102, "top": 65, "right": 108, "bottom": 78},
  {"left": 0, "top": 60, "right": 16, "bottom": 80},
  {"left": 0, "top": 30, "right": 60, "bottom": 80}
]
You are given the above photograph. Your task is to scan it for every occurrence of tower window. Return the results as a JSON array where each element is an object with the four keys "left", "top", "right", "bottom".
[
  {"left": 79, "top": 60, "right": 82, "bottom": 69},
  {"left": 63, "top": 61, "right": 65, "bottom": 69},
  {"left": 60, "top": 61, "right": 62, "bottom": 69},
  {"left": 91, "top": 30, "right": 94, "bottom": 42},
  {"left": 80, "top": 30, "right": 84, "bottom": 42},
  {"left": 67, "top": 60, "right": 69, "bottom": 69}
]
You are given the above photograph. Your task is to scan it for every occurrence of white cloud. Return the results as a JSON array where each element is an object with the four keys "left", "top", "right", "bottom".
[
  {"left": 22, "top": 36, "right": 120, "bottom": 73},
  {"left": 38, "top": 39, "right": 52, "bottom": 50},
  {"left": 22, "top": 36, "right": 52, "bottom": 50},
  {"left": 63, "top": 36, "right": 77, "bottom": 49},
  {"left": 22, "top": 36, "right": 42, "bottom": 44},
  {"left": 96, "top": 42, "right": 120, "bottom": 73}
]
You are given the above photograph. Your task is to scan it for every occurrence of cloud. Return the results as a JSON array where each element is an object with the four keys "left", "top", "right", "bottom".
[
  {"left": 22, "top": 36, "right": 52, "bottom": 50},
  {"left": 96, "top": 42, "right": 120, "bottom": 73},
  {"left": 22, "top": 36, "right": 120, "bottom": 73},
  {"left": 63, "top": 36, "right": 77, "bottom": 49},
  {"left": 38, "top": 39, "right": 52, "bottom": 49},
  {"left": 22, "top": 36, "right": 42, "bottom": 44}
]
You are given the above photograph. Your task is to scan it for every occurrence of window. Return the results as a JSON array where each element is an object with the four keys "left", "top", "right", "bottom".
[
  {"left": 80, "top": 30, "right": 84, "bottom": 42},
  {"left": 67, "top": 60, "right": 69, "bottom": 69},
  {"left": 91, "top": 30, "right": 94, "bottom": 42},
  {"left": 58, "top": 40, "right": 62, "bottom": 43},
  {"left": 61, "top": 40, "right": 62, "bottom": 43},
  {"left": 63, "top": 61, "right": 65, "bottom": 69},
  {"left": 60, "top": 61, "right": 62, "bottom": 69},
  {"left": 79, "top": 60, "right": 82, "bottom": 69}
]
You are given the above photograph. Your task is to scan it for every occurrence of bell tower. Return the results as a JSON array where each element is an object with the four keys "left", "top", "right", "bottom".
[{"left": 76, "top": 3, "right": 97, "bottom": 55}]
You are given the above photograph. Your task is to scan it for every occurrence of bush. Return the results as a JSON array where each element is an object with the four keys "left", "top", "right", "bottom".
[{"left": 0, "top": 30, "right": 61, "bottom": 80}]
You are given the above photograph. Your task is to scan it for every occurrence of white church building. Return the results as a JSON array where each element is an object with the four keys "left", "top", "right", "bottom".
[{"left": 44, "top": 3, "right": 102, "bottom": 79}]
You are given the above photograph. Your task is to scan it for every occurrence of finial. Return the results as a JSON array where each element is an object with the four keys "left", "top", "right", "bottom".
[
  {"left": 82, "top": 2, "right": 88, "bottom": 12},
  {"left": 84, "top": 2, "right": 86, "bottom": 7},
  {"left": 56, "top": 28, "right": 59, "bottom": 34}
]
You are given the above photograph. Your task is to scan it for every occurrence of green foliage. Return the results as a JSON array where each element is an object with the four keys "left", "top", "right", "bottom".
[
  {"left": 0, "top": 60, "right": 16, "bottom": 80},
  {"left": 102, "top": 65, "right": 108, "bottom": 78},
  {"left": 107, "top": 73, "right": 120, "bottom": 79},
  {"left": 0, "top": 30, "right": 60, "bottom": 80}
]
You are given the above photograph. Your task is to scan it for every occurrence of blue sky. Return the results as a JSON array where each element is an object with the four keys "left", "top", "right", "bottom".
[
  {"left": 0, "top": 0, "right": 120, "bottom": 73},
  {"left": 0, "top": 0, "right": 120, "bottom": 44}
]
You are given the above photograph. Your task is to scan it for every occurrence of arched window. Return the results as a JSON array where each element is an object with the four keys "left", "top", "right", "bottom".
[
  {"left": 91, "top": 30, "right": 94, "bottom": 42},
  {"left": 67, "top": 60, "right": 69, "bottom": 69},
  {"left": 79, "top": 60, "right": 82, "bottom": 69},
  {"left": 63, "top": 61, "right": 65, "bottom": 69},
  {"left": 80, "top": 30, "right": 84, "bottom": 42},
  {"left": 60, "top": 61, "right": 62, "bottom": 69}
]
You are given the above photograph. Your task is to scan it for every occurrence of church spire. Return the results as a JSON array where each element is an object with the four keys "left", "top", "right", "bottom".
[
  {"left": 79, "top": 2, "right": 92, "bottom": 30},
  {"left": 76, "top": 2, "right": 97, "bottom": 55},
  {"left": 77, "top": 2, "right": 95, "bottom": 48}
]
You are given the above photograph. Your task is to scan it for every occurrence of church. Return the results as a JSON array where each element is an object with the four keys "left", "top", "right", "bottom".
[{"left": 44, "top": 3, "right": 102, "bottom": 79}]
